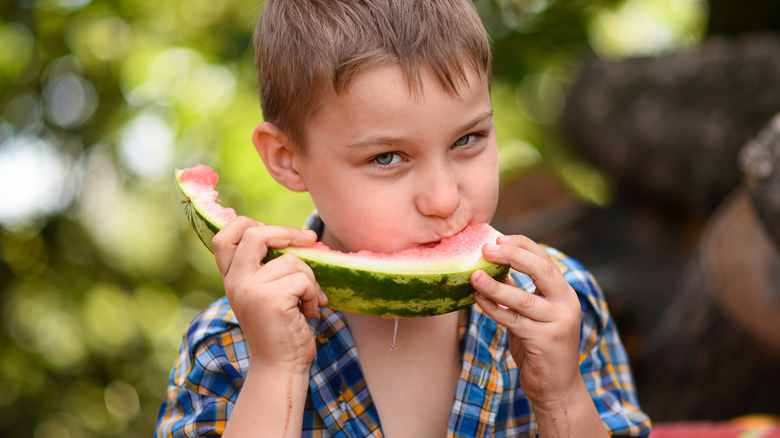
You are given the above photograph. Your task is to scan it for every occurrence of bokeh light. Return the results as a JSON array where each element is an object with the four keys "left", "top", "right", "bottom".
[
  {"left": 43, "top": 72, "right": 98, "bottom": 128},
  {"left": 0, "top": 23, "right": 36, "bottom": 80},
  {"left": 589, "top": 0, "right": 707, "bottom": 59},
  {"left": 0, "top": 134, "right": 81, "bottom": 227},
  {"left": 118, "top": 109, "right": 175, "bottom": 180}
]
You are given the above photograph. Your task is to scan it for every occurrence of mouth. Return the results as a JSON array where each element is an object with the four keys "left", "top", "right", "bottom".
[{"left": 417, "top": 224, "right": 470, "bottom": 248}]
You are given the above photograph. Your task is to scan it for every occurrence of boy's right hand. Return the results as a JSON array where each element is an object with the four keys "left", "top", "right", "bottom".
[{"left": 212, "top": 216, "right": 328, "bottom": 375}]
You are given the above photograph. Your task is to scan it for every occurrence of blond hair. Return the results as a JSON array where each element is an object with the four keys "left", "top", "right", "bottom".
[{"left": 254, "top": 0, "right": 491, "bottom": 149}]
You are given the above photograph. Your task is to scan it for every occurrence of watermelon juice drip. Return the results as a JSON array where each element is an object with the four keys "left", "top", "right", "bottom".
[{"left": 390, "top": 318, "right": 399, "bottom": 351}]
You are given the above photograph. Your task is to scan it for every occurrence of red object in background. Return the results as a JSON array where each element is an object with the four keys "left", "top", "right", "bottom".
[
  {"left": 651, "top": 423, "right": 743, "bottom": 438},
  {"left": 651, "top": 417, "right": 780, "bottom": 438}
]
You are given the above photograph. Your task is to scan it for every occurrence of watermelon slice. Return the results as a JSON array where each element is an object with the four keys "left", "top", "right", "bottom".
[{"left": 176, "top": 164, "right": 509, "bottom": 318}]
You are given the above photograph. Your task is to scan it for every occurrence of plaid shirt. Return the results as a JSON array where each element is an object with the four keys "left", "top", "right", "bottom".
[{"left": 156, "top": 246, "right": 651, "bottom": 437}]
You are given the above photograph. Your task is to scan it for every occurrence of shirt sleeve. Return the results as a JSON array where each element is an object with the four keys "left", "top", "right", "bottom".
[
  {"left": 156, "top": 300, "right": 248, "bottom": 438},
  {"left": 550, "top": 247, "right": 653, "bottom": 436}
]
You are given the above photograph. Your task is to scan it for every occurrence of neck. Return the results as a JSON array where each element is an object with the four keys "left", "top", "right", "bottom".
[{"left": 342, "top": 311, "right": 462, "bottom": 354}]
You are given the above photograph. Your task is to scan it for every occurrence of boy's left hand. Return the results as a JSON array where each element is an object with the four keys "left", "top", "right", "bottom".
[{"left": 471, "top": 234, "right": 583, "bottom": 409}]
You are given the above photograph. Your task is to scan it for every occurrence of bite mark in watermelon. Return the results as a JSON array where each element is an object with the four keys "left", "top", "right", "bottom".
[{"left": 176, "top": 164, "right": 509, "bottom": 318}]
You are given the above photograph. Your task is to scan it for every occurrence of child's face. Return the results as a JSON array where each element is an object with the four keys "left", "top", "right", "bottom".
[{"left": 294, "top": 63, "right": 499, "bottom": 254}]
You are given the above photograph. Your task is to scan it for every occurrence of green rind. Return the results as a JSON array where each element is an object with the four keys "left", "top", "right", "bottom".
[
  {"left": 266, "top": 248, "right": 509, "bottom": 318},
  {"left": 183, "top": 198, "right": 220, "bottom": 253}
]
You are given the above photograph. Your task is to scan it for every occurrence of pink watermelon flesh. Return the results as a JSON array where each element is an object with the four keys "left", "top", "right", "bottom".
[
  {"left": 178, "top": 164, "right": 237, "bottom": 228},
  {"left": 292, "top": 223, "right": 500, "bottom": 274}
]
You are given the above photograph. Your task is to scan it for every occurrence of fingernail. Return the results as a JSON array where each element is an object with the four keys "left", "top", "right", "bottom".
[
  {"left": 303, "top": 229, "right": 317, "bottom": 238},
  {"left": 485, "top": 244, "right": 499, "bottom": 253},
  {"left": 475, "top": 271, "right": 489, "bottom": 284},
  {"left": 498, "top": 235, "right": 511, "bottom": 244}
]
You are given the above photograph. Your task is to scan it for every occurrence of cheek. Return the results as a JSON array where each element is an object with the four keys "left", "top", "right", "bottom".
[
  {"left": 312, "top": 180, "right": 404, "bottom": 235},
  {"left": 475, "top": 179, "right": 500, "bottom": 222},
  {"left": 467, "top": 150, "right": 500, "bottom": 214}
]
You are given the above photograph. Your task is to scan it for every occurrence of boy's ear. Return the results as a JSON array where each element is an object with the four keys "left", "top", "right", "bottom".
[{"left": 252, "top": 122, "right": 307, "bottom": 192}]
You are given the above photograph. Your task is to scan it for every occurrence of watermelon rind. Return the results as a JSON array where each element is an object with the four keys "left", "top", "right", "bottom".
[
  {"left": 176, "top": 165, "right": 509, "bottom": 318},
  {"left": 182, "top": 197, "right": 221, "bottom": 253}
]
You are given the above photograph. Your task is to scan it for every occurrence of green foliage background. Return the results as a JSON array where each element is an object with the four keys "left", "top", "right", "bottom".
[{"left": 0, "top": 0, "right": 704, "bottom": 435}]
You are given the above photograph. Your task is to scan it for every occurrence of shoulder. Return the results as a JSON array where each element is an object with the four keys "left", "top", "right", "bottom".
[
  {"left": 156, "top": 298, "right": 245, "bottom": 436},
  {"left": 544, "top": 245, "right": 604, "bottom": 298},
  {"left": 510, "top": 245, "right": 608, "bottom": 319},
  {"left": 170, "top": 296, "right": 248, "bottom": 392},
  {"left": 543, "top": 245, "right": 608, "bottom": 316},
  {"left": 181, "top": 296, "right": 240, "bottom": 352},
  {"left": 508, "top": 245, "right": 617, "bottom": 358},
  {"left": 507, "top": 246, "right": 652, "bottom": 435}
]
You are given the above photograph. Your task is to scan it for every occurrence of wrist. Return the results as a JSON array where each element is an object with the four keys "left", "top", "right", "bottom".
[
  {"left": 532, "top": 382, "right": 609, "bottom": 438},
  {"left": 248, "top": 352, "right": 313, "bottom": 376},
  {"left": 247, "top": 359, "right": 312, "bottom": 384},
  {"left": 530, "top": 378, "right": 587, "bottom": 414},
  {"left": 224, "top": 362, "right": 311, "bottom": 438}
]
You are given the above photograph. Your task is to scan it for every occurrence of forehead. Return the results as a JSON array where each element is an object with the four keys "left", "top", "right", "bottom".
[
  {"left": 305, "top": 63, "right": 491, "bottom": 143},
  {"left": 336, "top": 60, "right": 487, "bottom": 103}
]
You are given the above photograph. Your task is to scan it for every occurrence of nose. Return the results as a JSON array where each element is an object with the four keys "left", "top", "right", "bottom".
[{"left": 415, "top": 164, "right": 461, "bottom": 218}]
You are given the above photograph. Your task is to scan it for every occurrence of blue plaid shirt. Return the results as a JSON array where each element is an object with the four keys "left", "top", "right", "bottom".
[{"left": 156, "top": 247, "right": 650, "bottom": 437}]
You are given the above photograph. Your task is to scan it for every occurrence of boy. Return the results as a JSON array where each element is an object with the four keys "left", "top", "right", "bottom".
[{"left": 156, "top": 0, "right": 651, "bottom": 436}]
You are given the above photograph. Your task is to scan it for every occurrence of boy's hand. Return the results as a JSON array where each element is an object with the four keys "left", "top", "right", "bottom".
[
  {"left": 471, "top": 235, "right": 583, "bottom": 409},
  {"left": 213, "top": 217, "right": 327, "bottom": 375}
]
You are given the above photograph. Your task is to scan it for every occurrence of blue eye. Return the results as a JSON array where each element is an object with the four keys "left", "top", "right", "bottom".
[
  {"left": 453, "top": 135, "right": 471, "bottom": 146},
  {"left": 374, "top": 153, "right": 400, "bottom": 166}
]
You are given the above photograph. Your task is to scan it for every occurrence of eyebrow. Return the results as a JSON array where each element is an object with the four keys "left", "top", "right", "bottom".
[{"left": 346, "top": 110, "right": 494, "bottom": 149}]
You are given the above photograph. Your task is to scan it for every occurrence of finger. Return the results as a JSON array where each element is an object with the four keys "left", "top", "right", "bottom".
[
  {"left": 227, "top": 225, "right": 317, "bottom": 282},
  {"left": 481, "top": 242, "right": 571, "bottom": 302},
  {"left": 471, "top": 270, "right": 555, "bottom": 322},
  {"left": 258, "top": 268, "right": 324, "bottom": 320},
  {"left": 261, "top": 253, "right": 323, "bottom": 299},
  {"left": 271, "top": 254, "right": 329, "bottom": 315},
  {"left": 258, "top": 252, "right": 316, "bottom": 282},
  {"left": 213, "top": 216, "right": 263, "bottom": 277},
  {"left": 496, "top": 234, "right": 551, "bottom": 260},
  {"left": 299, "top": 277, "right": 326, "bottom": 319},
  {"left": 474, "top": 289, "right": 533, "bottom": 330},
  {"left": 244, "top": 253, "right": 328, "bottom": 316},
  {"left": 264, "top": 227, "right": 319, "bottom": 250}
]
